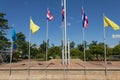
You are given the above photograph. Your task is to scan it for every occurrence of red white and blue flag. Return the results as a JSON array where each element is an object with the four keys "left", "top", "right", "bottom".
[
  {"left": 61, "top": 0, "right": 64, "bottom": 21},
  {"left": 82, "top": 7, "right": 88, "bottom": 28},
  {"left": 47, "top": 8, "right": 54, "bottom": 21}
]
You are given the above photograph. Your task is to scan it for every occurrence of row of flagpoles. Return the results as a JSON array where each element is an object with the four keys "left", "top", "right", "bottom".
[
  {"left": 10, "top": 0, "right": 120, "bottom": 76},
  {"left": 82, "top": 9, "right": 120, "bottom": 76}
]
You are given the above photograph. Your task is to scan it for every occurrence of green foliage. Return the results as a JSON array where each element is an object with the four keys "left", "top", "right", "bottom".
[
  {"left": 30, "top": 44, "right": 39, "bottom": 58},
  {"left": 39, "top": 41, "right": 46, "bottom": 53},
  {"left": 70, "top": 48, "right": 83, "bottom": 59},
  {"left": 17, "top": 32, "right": 26, "bottom": 41},
  {"left": 36, "top": 53, "right": 45, "bottom": 60},
  {"left": 0, "top": 35, "right": 10, "bottom": 49},
  {"left": 70, "top": 41, "right": 75, "bottom": 49},
  {"left": 77, "top": 43, "right": 84, "bottom": 52},
  {"left": 16, "top": 32, "right": 28, "bottom": 58},
  {"left": 77, "top": 41, "right": 87, "bottom": 52},
  {"left": 0, "top": 13, "right": 9, "bottom": 32},
  {"left": 48, "top": 46, "right": 61, "bottom": 60},
  {"left": 0, "top": 13, "right": 10, "bottom": 50},
  {"left": 113, "top": 44, "right": 120, "bottom": 55},
  {"left": 86, "top": 50, "right": 94, "bottom": 61},
  {"left": 12, "top": 51, "right": 21, "bottom": 61},
  {"left": 89, "top": 41, "right": 104, "bottom": 60}
]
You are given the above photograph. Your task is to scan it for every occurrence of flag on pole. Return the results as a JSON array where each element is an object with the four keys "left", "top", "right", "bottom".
[
  {"left": 30, "top": 18, "right": 40, "bottom": 34},
  {"left": 104, "top": 16, "right": 120, "bottom": 30},
  {"left": 62, "top": 0, "right": 64, "bottom": 21},
  {"left": 11, "top": 28, "right": 17, "bottom": 41},
  {"left": 47, "top": 8, "right": 54, "bottom": 21},
  {"left": 82, "top": 7, "right": 88, "bottom": 28}
]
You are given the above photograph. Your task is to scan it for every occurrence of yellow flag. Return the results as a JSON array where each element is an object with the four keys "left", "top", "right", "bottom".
[
  {"left": 104, "top": 16, "right": 120, "bottom": 30},
  {"left": 30, "top": 18, "right": 40, "bottom": 34}
]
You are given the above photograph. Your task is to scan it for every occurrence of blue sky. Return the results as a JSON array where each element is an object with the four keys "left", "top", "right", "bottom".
[{"left": 0, "top": 0, "right": 120, "bottom": 47}]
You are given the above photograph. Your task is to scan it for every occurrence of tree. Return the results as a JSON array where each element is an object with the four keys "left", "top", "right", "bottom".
[
  {"left": 89, "top": 41, "right": 104, "bottom": 60},
  {"left": 48, "top": 46, "right": 61, "bottom": 59},
  {"left": 16, "top": 32, "right": 28, "bottom": 58},
  {"left": 37, "top": 41, "right": 47, "bottom": 60},
  {"left": 70, "top": 48, "right": 83, "bottom": 59},
  {"left": 0, "top": 32, "right": 10, "bottom": 49},
  {"left": 91, "top": 41, "right": 97, "bottom": 45},
  {"left": 39, "top": 41, "right": 46, "bottom": 53},
  {"left": 113, "top": 44, "right": 120, "bottom": 55},
  {"left": 86, "top": 50, "right": 94, "bottom": 61},
  {"left": 17, "top": 32, "right": 26, "bottom": 41},
  {"left": 89, "top": 41, "right": 98, "bottom": 60},
  {"left": 77, "top": 41, "right": 87, "bottom": 52},
  {"left": 0, "top": 13, "right": 9, "bottom": 32},
  {"left": 77, "top": 43, "right": 84, "bottom": 52},
  {"left": 0, "top": 13, "right": 10, "bottom": 50},
  {"left": 31, "top": 44, "right": 39, "bottom": 58},
  {"left": 106, "top": 47, "right": 113, "bottom": 60},
  {"left": 70, "top": 41, "right": 75, "bottom": 49},
  {"left": 96, "top": 43, "right": 104, "bottom": 60}
]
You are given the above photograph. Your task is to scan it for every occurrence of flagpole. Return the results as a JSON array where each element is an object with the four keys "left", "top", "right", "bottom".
[
  {"left": 103, "top": 14, "right": 107, "bottom": 76},
  {"left": 46, "top": 19, "right": 48, "bottom": 76},
  {"left": 9, "top": 25, "right": 14, "bottom": 76},
  {"left": 104, "top": 27, "right": 107, "bottom": 76},
  {"left": 9, "top": 41, "right": 13, "bottom": 76},
  {"left": 62, "top": 21, "right": 66, "bottom": 77},
  {"left": 64, "top": 0, "right": 67, "bottom": 66},
  {"left": 61, "top": 0, "right": 65, "bottom": 76},
  {"left": 83, "top": 28, "right": 86, "bottom": 75},
  {"left": 62, "top": 21, "right": 65, "bottom": 65},
  {"left": 68, "top": 39, "right": 70, "bottom": 65},
  {"left": 28, "top": 17, "right": 31, "bottom": 76}
]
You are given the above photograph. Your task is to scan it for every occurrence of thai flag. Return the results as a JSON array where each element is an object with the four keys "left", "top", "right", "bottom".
[
  {"left": 82, "top": 7, "right": 88, "bottom": 28},
  {"left": 62, "top": 0, "right": 64, "bottom": 21},
  {"left": 47, "top": 9, "right": 54, "bottom": 21}
]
